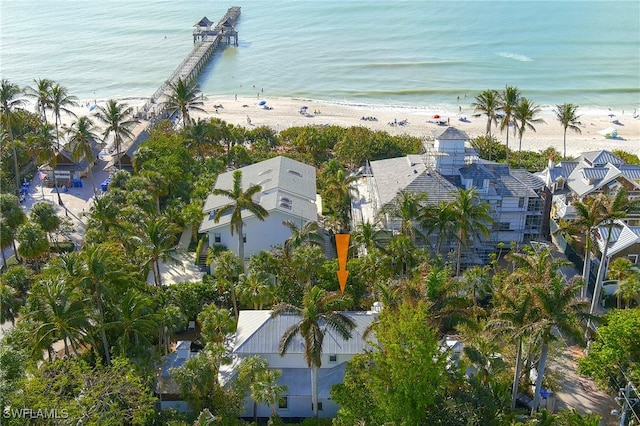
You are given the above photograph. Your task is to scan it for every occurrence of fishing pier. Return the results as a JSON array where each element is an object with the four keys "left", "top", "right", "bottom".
[
  {"left": 110, "top": 7, "right": 240, "bottom": 169},
  {"left": 138, "top": 6, "right": 241, "bottom": 121}
]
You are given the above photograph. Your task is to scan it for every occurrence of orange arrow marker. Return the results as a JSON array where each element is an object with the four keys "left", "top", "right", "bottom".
[{"left": 335, "top": 234, "right": 350, "bottom": 294}]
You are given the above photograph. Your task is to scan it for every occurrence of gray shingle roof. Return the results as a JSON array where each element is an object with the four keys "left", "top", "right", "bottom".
[
  {"left": 203, "top": 156, "right": 316, "bottom": 213},
  {"left": 404, "top": 172, "right": 459, "bottom": 205},
  {"left": 369, "top": 156, "right": 426, "bottom": 207},
  {"left": 510, "top": 169, "right": 546, "bottom": 190},
  {"left": 459, "top": 163, "right": 495, "bottom": 180},
  {"left": 432, "top": 126, "right": 470, "bottom": 140}
]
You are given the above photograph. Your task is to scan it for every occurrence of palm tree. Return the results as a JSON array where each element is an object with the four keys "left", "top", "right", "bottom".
[
  {"left": 134, "top": 215, "right": 179, "bottom": 286},
  {"left": 492, "top": 287, "right": 535, "bottom": 410},
  {"left": 31, "top": 122, "right": 65, "bottom": 206},
  {"left": 420, "top": 200, "right": 457, "bottom": 255},
  {"left": 615, "top": 272, "right": 640, "bottom": 309},
  {"left": 67, "top": 115, "right": 100, "bottom": 195},
  {"left": 212, "top": 170, "right": 269, "bottom": 271},
  {"left": 24, "top": 78, "right": 53, "bottom": 124},
  {"left": 109, "top": 291, "right": 160, "bottom": 356},
  {"left": 272, "top": 286, "right": 355, "bottom": 417},
  {"left": 530, "top": 277, "right": 587, "bottom": 413},
  {"left": 450, "top": 188, "right": 492, "bottom": 276},
  {"left": 15, "top": 222, "right": 49, "bottom": 273},
  {"left": 379, "top": 190, "right": 427, "bottom": 241},
  {"left": 0, "top": 79, "right": 25, "bottom": 196},
  {"left": 49, "top": 83, "right": 77, "bottom": 148},
  {"left": 95, "top": 99, "right": 138, "bottom": 169},
  {"left": 472, "top": 89, "right": 500, "bottom": 137},
  {"left": 282, "top": 220, "right": 324, "bottom": 256},
  {"left": 164, "top": 77, "right": 206, "bottom": 127},
  {"left": 0, "top": 194, "right": 27, "bottom": 263},
  {"left": 498, "top": 85, "right": 521, "bottom": 161},
  {"left": 197, "top": 304, "right": 235, "bottom": 345},
  {"left": 236, "top": 272, "right": 274, "bottom": 309},
  {"left": 554, "top": 103, "right": 581, "bottom": 158},
  {"left": 559, "top": 194, "right": 611, "bottom": 298},
  {"left": 351, "top": 220, "right": 389, "bottom": 255},
  {"left": 589, "top": 189, "right": 640, "bottom": 329},
  {"left": 211, "top": 250, "right": 243, "bottom": 320},
  {"left": 513, "top": 97, "right": 545, "bottom": 154},
  {"left": 251, "top": 369, "right": 287, "bottom": 421},
  {"left": 30, "top": 276, "right": 90, "bottom": 357},
  {"left": 77, "top": 244, "right": 127, "bottom": 364},
  {"left": 607, "top": 257, "right": 634, "bottom": 308}
]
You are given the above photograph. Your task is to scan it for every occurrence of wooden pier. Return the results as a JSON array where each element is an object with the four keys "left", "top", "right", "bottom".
[
  {"left": 139, "top": 6, "right": 241, "bottom": 121},
  {"left": 110, "top": 7, "right": 240, "bottom": 169}
]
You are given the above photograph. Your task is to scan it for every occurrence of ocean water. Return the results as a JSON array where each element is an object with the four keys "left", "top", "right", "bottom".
[{"left": 1, "top": 1, "right": 639, "bottom": 112}]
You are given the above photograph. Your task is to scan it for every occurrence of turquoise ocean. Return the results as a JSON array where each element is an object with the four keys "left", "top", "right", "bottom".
[{"left": 1, "top": 0, "right": 639, "bottom": 112}]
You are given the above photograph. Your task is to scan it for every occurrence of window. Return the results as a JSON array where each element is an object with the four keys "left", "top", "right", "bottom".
[
  {"left": 312, "top": 402, "right": 323, "bottom": 411},
  {"left": 329, "top": 354, "right": 337, "bottom": 362},
  {"left": 628, "top": 254, "right": 638, "bottom": 264},
  {"left": 492, "top": 222, "right": 510, "bottom": 231},
  {"left": 518, "top": 198, "right": 525, "bottom": 208},
  {"left": 243, "top": 234, "right": 246, "bottom": 243},
  {"left": 278, "top": 397, "right": 288, "bottom": 409},
  {"left": 214, "top": 233, "right": 221, "bottom": 243}
]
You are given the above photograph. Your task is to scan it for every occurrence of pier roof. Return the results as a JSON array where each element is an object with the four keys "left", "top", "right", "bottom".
[{"left": 194, "top": 17, "right": 213, "bottom": 28}]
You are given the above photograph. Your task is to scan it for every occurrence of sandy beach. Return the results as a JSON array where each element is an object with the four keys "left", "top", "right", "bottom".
[
  {"left": 57, "top": 95, "right": 640, "bottom": 159},
  {"left": 191, "top": 95, "right": 640, "bottom": 158}
]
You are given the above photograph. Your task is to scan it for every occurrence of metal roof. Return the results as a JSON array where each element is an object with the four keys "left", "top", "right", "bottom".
[
  {"left": 233, "top": 310, "right": 376, "bottom": 356},
  {"left": 578, "top": 150, "right": 623, "bottom": 167},
  {"left": 581, "top": 168, "right": 609, "bottom": 180},
  {"left": 596, "top": 220, "right": 640, "bottom": 257},
  {"left": 510, "top": 169, "right": 546, "bottom": 190}
]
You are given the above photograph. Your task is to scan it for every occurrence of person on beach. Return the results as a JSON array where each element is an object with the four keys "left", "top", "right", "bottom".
[{"left": 246, "top": 115, "right": 252, "bottom": 125}]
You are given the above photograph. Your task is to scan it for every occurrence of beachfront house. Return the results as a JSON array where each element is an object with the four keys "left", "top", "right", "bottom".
[
  {"left": 199, "top": 156, "right": 319, "bottom": 263},
  {"left": 537, "top": 150, "right": 640, "bottom": 282},
  {"left": 353, "top": 127, "right": 545, "bottom": 266},
  {"left": 232, "top": 309, "right": 377, "bottom": 419}
]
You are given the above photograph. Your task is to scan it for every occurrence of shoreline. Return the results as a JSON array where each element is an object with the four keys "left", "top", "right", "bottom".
[{"left": 45, "top": 95, "right": 640, "bottom": 159}]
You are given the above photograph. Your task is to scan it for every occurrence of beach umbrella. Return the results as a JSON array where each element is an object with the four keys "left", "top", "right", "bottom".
[
  {"left": 433, "top": 114, "right": 440, "bottom": 119},
  {"left": 258, "top": 100, "right": 267, "bottom": 106},
  {"left": 608, "top": 113, "right": 616, "bottom": 118}
]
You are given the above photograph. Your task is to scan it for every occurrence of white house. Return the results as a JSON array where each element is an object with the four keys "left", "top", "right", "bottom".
[
  {"left": 199, "top": 156, "right": 318, "bottom": 262},
  {"left": 232, "top": 310, "right": 377, "bottom": 419}
]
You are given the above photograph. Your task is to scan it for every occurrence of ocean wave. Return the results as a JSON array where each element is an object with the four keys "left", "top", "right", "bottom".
[{"left": 496, "top": 52, "right": 533, "bottom": 62}]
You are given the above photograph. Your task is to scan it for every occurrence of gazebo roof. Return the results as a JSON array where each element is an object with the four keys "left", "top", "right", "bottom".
[{"left": 194, "top": 16, "right": 213, "bottom": 28}]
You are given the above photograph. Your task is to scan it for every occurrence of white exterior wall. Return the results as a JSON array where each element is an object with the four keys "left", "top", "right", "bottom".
[
  {"left": 207, "top": 211, "right": 303, "bottom": 260},
  {"left": 434, "top": 139, "right": 467, "bottom": 176}
]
